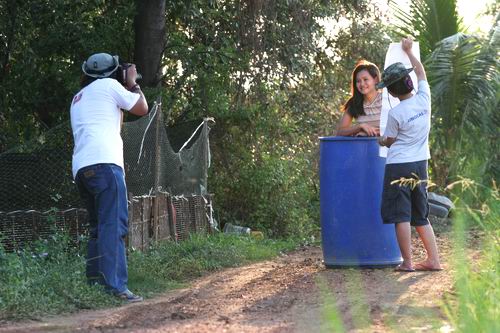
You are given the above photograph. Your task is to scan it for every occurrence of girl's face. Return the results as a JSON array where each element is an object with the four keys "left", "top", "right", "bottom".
[{"left": 355, "top": 69, "right": 378, "bottom": 96}]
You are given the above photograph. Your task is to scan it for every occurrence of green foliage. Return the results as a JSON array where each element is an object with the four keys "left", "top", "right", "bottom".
[
  {"left": 209, "top": 99, "right": 319, "bottom": 237},
  {"left": 426, "top": 31, "right": 499, "bottom": 185},
  {"left": 160, "top": 0, "right": 389, "bottom": 122},
  {"left": 0, "top": 0, "right": 136, "bottom": 150}
]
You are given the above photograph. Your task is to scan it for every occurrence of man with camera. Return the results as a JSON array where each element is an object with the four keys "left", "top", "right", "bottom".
[{"left": 70, "top": 53, "right": 148, "bottom": 302}]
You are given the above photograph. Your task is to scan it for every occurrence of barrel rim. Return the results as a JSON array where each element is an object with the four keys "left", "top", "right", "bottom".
[{"left": 319, "top": 136, "right": 379, "bottom": 141}]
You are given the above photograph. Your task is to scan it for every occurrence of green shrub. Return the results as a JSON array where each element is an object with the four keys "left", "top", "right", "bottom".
[{"left": 210, "top": 100, "right": 321, "bottom": 239}]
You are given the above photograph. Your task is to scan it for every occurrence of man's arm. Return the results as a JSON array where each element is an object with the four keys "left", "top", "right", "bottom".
[
  {"left": 125, "top": 65, "right": 148, "bottom": 116},
  {"left": 128, "top": 85, "right": 148, "bottom": 116},
  {"left": 402, "top": 37, "right": 426, "bottom": 82}
]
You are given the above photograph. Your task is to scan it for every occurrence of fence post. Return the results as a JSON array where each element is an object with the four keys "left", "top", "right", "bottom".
[
  {"left": 152, "top": 103, "right": 162, "bottom": 242},
  {"left": 166, "top": 194, "right": 177, "bottom": 242},
  {"left": 202, "top": 119, "right": 209, "bottom": 194}
]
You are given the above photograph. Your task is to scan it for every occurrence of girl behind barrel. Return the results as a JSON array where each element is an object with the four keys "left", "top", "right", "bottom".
[{"left": 336, "top": 60, "right": 382, "bottom": 137}]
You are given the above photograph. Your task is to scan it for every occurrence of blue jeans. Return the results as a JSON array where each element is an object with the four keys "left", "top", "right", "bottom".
[{"left": 76, "top": 163, "right": 129, "bottom": 293}]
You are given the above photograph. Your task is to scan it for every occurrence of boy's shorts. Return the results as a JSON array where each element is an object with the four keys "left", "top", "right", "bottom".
[{"left": 381, "top": 160, "right": 430, "bottom": 226}]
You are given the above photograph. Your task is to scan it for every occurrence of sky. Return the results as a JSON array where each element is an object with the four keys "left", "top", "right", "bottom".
[{"left": 457, "top": 0, "right": 496, "bottom": 32}]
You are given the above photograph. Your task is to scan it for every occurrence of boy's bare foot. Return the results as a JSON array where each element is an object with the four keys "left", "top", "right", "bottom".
[
  {"left": 414, "top": 262, "right": 442, "bottom": 271},
  {"left": 394, "top": 264, "right": 415, "bottom": 272}
]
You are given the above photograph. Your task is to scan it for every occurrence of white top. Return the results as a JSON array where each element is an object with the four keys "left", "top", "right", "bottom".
[
  {"left": 385, "top": 80, "right": 431, "bottom": 164},
  {"left": 357, "top": 93, "right": 382, "bottom": 129},
  {"left": 70, "top": 78, "right": 140, "bottom": 178}
]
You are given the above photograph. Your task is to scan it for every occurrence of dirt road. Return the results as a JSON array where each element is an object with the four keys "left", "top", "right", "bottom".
[{"left": 0, "top": 234, "right": 457, "bottom": 333}]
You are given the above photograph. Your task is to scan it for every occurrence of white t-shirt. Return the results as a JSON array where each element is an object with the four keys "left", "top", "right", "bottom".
[
  {"left": 70, "top": 78, "right": 140, "bottom": 178},
  {"left": 385, "top": 80, "right": 431, "bottom": 164}
]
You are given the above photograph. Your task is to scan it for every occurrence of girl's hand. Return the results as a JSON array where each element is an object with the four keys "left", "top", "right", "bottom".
[
  {"left": 402, "top": 37, "right": 413, "bottom": 53},
  {"left": 359, "top": 123, "right": 380, "bottom": 136}
]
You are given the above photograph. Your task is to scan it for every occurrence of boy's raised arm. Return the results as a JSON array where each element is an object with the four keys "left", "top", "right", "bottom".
[{"left": 402, "top": 38, "right": 426, "bottom": 82}]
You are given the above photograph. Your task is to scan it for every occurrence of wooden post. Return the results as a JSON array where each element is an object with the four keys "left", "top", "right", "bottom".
[
  {"left": 202, "top": 119, "right": 209, "bottom": 195},
  {"left": 153, "top": 102, "right": 162, "bottom": 242},
  {"left": 131, "top": 196, "right": 137, "bottom": 250}
]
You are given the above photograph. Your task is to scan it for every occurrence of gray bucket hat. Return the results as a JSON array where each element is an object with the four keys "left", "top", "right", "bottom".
[
  {"left": 82, "top": 53, "right": 119, "bottom": 78},
  {"left": 376, "top": 62, "right": 414, "bottom": 89}
]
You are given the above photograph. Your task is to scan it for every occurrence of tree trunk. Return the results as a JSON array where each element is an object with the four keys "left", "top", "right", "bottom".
[{"left": 134, "top": 0, "right": 166, "bottom": 88}]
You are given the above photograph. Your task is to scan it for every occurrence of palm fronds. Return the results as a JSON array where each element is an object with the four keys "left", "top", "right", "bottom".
[
  {"left": 427, "top": 26, "right": 499, "bottom": 182},
  {"left": 389, "top": 1, "right": 499, "bottom": 184},
  {"left": 389, "top": 0, "right": 465, "bottom": 61}
]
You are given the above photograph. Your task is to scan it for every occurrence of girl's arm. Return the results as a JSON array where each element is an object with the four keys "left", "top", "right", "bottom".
[{"left": 336, "top": 112, "right": 379, "bottom": 136}]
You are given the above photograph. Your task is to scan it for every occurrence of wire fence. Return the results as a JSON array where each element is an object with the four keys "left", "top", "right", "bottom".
[
  {"left": 0, "top": 99, "right": 215, "bottom": 250},
  {"left": 0, "top": 192, "right": 214, "bottom": 252}
]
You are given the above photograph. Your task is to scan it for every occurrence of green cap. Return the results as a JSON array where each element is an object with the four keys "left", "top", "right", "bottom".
[{"left": 376, "top": 62, "right": 414, "bottom": 89}]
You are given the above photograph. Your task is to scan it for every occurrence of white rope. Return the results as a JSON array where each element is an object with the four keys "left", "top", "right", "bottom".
[
  {"left": 177, "top": 120, "right": 205, "bottom": 153},
  {"left": 136, "top": 102, "right": 160, "bottom": 164}
]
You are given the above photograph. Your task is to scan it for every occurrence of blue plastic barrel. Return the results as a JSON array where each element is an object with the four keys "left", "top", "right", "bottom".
[{"left": 319, "top": 137, "right": 402, "bottom": 267}]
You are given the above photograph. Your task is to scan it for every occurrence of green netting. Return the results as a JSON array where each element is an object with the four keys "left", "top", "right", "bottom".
[
  {"left": 0, "top": 99, "right": 212, "bottom": 212},
  {"left": 122, "top": 101, "right": 211, "bottom": 197},
  {"left": 0, "top": 125, "right": 79, "bottom": 211}
]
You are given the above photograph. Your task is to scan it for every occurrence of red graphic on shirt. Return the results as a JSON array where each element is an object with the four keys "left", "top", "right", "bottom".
[{"left": 72, "top": 93, "right": 82, "bottom": 105}]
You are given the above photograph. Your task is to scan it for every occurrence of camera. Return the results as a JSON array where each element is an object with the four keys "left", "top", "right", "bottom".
[{"left": 116, "top": 62, "right": 142, "bottom": 86}]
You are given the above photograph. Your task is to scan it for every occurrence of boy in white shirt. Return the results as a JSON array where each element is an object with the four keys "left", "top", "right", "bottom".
[{"left": 378, "top": 38, "right": 442, "bottom": 272}]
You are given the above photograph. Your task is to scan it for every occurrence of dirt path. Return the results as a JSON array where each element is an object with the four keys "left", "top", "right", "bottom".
[{"left": 0, "top": 234, "right": 457, "bottom": 333}]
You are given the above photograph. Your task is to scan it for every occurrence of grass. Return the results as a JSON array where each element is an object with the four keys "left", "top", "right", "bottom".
[
  {"left": 444, "top": 181, "right": 499, "bottom": 333},
  {"left": 0, "top": 232, "right": 298, "bottom": 321},
  {"left": 317, "top": 277, "right": 345, "bottom": 333},
  {"left": 0, "top": 233, "right": 119, "bottom": 320},
  {"left": 127, "top": 233, "right": 298, "bottom": 296}
]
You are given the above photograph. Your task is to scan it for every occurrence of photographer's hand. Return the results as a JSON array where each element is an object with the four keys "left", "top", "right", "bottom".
[
  {"left": 125, "top": 64, "right": 139, "bottom": 89},
  {"left": 125, "top": 64, "right": 148, "bottom": 116}
]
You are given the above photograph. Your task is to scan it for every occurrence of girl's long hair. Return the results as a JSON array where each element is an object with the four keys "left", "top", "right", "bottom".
[{"left": 341, "top": 60, "right": 380, "bottom": 118}]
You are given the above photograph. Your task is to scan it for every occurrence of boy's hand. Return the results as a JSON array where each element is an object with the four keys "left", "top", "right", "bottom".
[
  {"left": 378, "top": 136, "right": 396, "bottom": 147},
  {"left": 401, "top": 37, "right": 426, "bottom": 81},
  {"left": 402, "top": 37, "right": 413, "bottom": 53}
]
